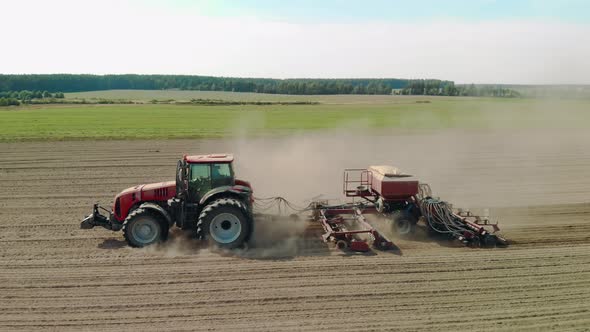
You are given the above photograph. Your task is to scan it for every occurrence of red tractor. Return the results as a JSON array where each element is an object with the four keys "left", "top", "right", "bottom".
[{"left": 81, "top": 154, "right": 253, "bottom": 248}]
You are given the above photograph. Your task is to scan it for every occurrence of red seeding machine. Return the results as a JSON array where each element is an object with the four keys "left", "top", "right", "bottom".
[
  {"left": 308, "top": 166, "right": 507, "bottom": 251},
  {"left": 81, "top": 154, "right": 507, "bottom": 251}
]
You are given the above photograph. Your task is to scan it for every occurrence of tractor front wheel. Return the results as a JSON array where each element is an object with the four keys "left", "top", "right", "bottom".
[
  {"left": 196, "top": 198, "right": 251, "bottom": 249},
  {"left": 123, "top": 208, "right": 166, "bottom": 247}
]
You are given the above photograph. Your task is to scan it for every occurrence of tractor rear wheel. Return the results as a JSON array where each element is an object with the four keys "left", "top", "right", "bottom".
[
  {"left": 123, "top": 208, "right": 166, "bottom": 248},
  {"left": 391, "top": 210, "right": 417, "bottom": 237},
  {"left": 196, "top": 198, "right": 251, "bottom": 249}
]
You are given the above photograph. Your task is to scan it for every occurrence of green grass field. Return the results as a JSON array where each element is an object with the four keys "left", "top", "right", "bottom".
[{"left": 1, "top": 92, "right": 589, "bottom": 142}]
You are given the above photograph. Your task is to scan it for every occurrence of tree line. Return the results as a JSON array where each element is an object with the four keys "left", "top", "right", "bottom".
[
  {"left": 0, "top": 74, "right": 409, "bottom": 95},
  {"left": 0, "top": 90, "right": 65, "bottom": 106},
  {"left": 0, "top": 74, "right": 521, "bottom": 98},
  {"left": 399, "top": 80, "right": 521, "bottom": 97}
]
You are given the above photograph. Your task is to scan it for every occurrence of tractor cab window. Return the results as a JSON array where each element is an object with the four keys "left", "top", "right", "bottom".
[
  {"left": 189, "top": 164, "right": 211, "bottom": 197},
  {"left": 211, "top": 163, "right": 233, "bottom": 188},
  {"left": 188, "top": 163, "right": 234, "bottom": 200}
]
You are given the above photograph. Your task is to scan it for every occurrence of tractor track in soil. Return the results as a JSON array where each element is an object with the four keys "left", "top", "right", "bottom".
[{"left": 1, "top": 132, "right": 590, "bottom": 331}]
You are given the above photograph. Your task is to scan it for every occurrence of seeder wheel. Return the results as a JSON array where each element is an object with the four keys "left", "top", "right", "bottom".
[
  {"left": 482, "top": 234, "right": 498, "bottom": 248},
  {"left": 336, "top": 240, "right": 348, "bottom": 250},
  {"left": 391, "top": 211, "right": 417, "bottom": 237}
]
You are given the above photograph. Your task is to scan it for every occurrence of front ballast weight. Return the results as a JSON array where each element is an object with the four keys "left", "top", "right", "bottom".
[{"left": 81, "top": 204, "right": 122, "bottom": 231}]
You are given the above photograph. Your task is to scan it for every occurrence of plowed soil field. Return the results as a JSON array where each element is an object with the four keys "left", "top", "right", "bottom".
[{"left": 1, "top": 131, "right": 589, "bottom": 331}]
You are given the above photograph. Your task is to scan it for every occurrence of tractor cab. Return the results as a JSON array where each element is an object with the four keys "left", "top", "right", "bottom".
[
  {"left": 178, "top": 154, "right": 236, "bottom": 202},
  {"left": 176, "top": 153, "right": 252, "bottom": 205}
]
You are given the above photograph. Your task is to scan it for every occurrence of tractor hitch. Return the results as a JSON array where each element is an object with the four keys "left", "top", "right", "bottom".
[{"left": 80, "top": 204, "right": 121, "bottom": 231}]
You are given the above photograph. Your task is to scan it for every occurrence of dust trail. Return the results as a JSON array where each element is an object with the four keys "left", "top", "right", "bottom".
[
  {"left": 140, "top": 228, "right": 202, "bottom": 257},
  {"left": 232, "top": 214, "right": 310, "bottom": 259},
  {"left": 137, "top": 214, "right": 311, "bottom": 258}
]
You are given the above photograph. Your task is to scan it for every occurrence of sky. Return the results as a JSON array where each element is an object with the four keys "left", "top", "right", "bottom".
[{"left": 1, "top": 0, "right": 589, "bottom": 84}]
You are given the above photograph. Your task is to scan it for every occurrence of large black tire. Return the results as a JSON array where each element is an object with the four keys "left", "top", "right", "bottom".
[
  {"left": 391, "top": 210, "right": 417, "bottom": 237},
  {"left": 196, "top": 198, "right": 251, "bottom": 249},
  {"left": 481, "top": 234, "right": 498, "bottom": 248},
  {"left": 122, "top": 208, "right": 167, "bottom": 248}
]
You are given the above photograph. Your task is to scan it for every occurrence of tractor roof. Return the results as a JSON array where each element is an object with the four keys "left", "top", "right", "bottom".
[{"left": 184, "top": 154, "right": 234, "bottom": 164}]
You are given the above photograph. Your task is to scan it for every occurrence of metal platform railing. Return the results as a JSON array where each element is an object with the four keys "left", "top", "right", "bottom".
[{"left": 343, "top": 168, "right": 373, "bottom": 197}]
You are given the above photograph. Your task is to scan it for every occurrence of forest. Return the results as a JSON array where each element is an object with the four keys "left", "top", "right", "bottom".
[{"left": 0, "top": 74, "right": 520, "bottom": 99}]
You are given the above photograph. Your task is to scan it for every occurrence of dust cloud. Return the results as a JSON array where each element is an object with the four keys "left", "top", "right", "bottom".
[
  {"left": 228, "top": 126, "right": 590, "bottom": 209},
  {"left": 140, "top": 216, "right": 311, "bottom": 259},
  {"left": 140, "top": 228, "right": 202, "bottom": 257},
  {"left": 232, "top": 214, "right": 310, "bottom": 259},
  {"left": 140, "top": 101, "right": 590, "bottom": 257}
]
